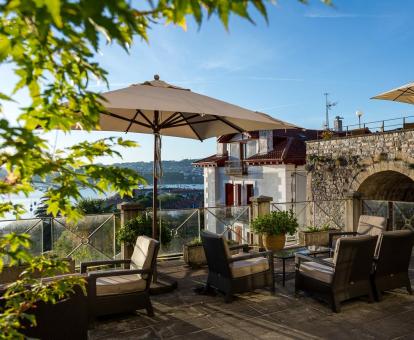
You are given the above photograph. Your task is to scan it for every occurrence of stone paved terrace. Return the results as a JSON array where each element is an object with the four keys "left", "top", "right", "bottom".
[{"left": 90, "top": 257, "right": 414, "bottom": 340}]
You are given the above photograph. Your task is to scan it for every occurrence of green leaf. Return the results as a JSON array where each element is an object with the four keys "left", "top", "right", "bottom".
[
  {"left": 45, "top": 0, "right": 63, "bottom": 27},
  {"left": 0, "top": 35, "right": 11, "bottom": 62},
  {"left": 0, "top": 92, "right": 14, "bottom": 102}
]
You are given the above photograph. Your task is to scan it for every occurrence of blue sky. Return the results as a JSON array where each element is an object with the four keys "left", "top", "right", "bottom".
[{"left": 3, "top": 0, "right": 414, "bottom": 163}]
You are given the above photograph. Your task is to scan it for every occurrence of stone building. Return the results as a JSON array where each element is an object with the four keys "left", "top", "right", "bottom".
[{"left": 306, "top": 129, "right": 414, "bottom": 231}]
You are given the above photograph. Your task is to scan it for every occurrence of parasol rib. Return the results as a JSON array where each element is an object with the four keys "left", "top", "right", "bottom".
[
  {"left": 159, "top": 112, "right": 182, "bottom": 128},
  {"left": 102, "top": 111, "right": 153, "bottom": 129},
  {"left": 393, "top": 87, "right": 412, "bottom": 101},
  {"left": 179, "top": 112, "right": 203, "bottom": 141},
  {"left": 137, "top": 109, "right": 155, "bottom": 128},
  {"left": 125, "top": 110, "right": 140, "bottom": 133},
  {"left": 162, "top": 118, "right": 220, "bottom": 129},
  {"left": 162, "top": 113, "right": 200, "bottom": 128},
  {"left": 214, "top": 115, "right": 244, "bottom": 133}
]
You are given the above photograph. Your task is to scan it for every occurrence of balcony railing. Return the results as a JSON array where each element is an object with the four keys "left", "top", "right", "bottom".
[{"left": 225, "top": 160, "right": 247, "bottom": 176}]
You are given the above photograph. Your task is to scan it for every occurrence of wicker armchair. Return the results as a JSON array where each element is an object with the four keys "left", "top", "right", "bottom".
[
  {"left": 201, "top": 231, "right": 274, "bottom": 303},
  {"left": 295, "top": 235, "right": 378, "bottom": 312},
  {"left": 328, "top": 215, "right": 386, "bottom": 251},
  {"left": 371, "top": 230, "right": 414, "bottom": 300},
  {"left": 0, "top": 274, "right": 89, "bottom": 340},
  {"left": 81, "top": 236, "right": 159, "bottom": 318}
]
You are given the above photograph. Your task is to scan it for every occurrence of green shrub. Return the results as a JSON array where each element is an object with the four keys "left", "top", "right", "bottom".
[
  {"left": 116, "top": 215, "right": 172, "bottom": 246},
  {"left": 251, "top": 210, "right": 298, "bottom": 236},
  {"left": 304, "top": 224, "right": 335, "bottom": 233},
  {"left": 304, "top": 225, "right": 320, "bottom": 233},
  {"left": 187, "top": 237, "right": 202, "bottom": 246}
]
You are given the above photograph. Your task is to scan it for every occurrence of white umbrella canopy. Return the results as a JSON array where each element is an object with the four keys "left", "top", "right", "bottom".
[
  {"left": 99, "top": 75, "right": 298, "bottom": 139},
  {"left": 372, "top": 82, "right": 414, "bottom": 105},
  {"left": 93, "top": 75, "right": 299, "bottom": 240}
]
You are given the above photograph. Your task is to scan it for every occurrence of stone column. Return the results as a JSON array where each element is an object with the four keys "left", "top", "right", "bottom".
[
  {"left": 344, "top": 192, "right": 362, "bottom": 232},
  {"left": 117, "top": 202, "right": 143, "bottom": 259},
  {"left": 250, "top": 195, "right": 273, "bottom": 247}
]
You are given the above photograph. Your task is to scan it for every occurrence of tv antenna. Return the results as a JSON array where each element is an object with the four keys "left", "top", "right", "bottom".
[{"left": 324, "top": 93, "right": 337, "bottom": 130}]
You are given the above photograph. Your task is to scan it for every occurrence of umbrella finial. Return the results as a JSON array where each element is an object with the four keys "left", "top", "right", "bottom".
[{"left": 154, "top": 74, "right": 160, "bottom": 81}]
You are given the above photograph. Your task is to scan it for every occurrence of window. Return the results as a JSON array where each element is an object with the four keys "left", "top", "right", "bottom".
[
  {"left": 246, "top": 184, "right": 254, "bottom": 204},
  {"left": 225, "top": 183, "right": 234, "bottom": 206}
]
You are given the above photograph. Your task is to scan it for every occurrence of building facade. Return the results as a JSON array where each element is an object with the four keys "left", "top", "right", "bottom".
[
  {"left": 306, "top": 128, "right": 414, "bottom": 231},
  {"left": 194, "top": 129, "right": 319, "bottom": 241}
]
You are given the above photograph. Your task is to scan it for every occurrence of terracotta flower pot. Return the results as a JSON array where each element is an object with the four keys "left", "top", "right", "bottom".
[
  {"left": 263, "top": 234, "right": 285, "bottom": 251},
  {"left": 183, "top": 244, "right": 206, "bottom": 268}
]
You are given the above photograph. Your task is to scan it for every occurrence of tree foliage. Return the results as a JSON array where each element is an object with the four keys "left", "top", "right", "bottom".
[
  {"left": 0, "top": 0, "right": 332, "bottom": 337},
  {"left": 0, "top": 234, "right": 85, "bottom": 339},
  {"left": 0, "top": 0, "right": 332, "bottom": 220}
]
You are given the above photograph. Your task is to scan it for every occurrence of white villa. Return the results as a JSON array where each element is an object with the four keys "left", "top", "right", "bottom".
[{"left": 193, "top": 129, "right": 320, "bottom": 242}]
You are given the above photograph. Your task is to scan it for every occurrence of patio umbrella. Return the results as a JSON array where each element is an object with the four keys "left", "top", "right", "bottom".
[
  {"left": 93, "top": 75, "right": 299, "bottom": 240},
  {"left": 372, "top": 82, "right": 414, "bottom": 104}
]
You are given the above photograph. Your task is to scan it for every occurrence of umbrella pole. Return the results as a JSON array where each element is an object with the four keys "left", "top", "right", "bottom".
[{"left": 152, "top": 132, "right": 159, "bottom": 241}]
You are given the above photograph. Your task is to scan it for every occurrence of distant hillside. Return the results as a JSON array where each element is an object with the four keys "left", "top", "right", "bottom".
[
  {"left": 112, "top": 159, "right": 203, "bottom": 185},
  {"left": 1, "top": 159, "right": 204, "bottom": 187}
]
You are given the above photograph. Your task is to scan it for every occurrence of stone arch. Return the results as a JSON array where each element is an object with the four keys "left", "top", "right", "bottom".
[{"left": 351, "top": 160, "right": 414, "bottom": 202}]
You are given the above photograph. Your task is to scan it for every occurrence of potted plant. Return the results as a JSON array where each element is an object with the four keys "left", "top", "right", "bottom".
[
  {"left": 298, "top": 224, "right": 338, "bottom": 247},
  {"left": 183, "top": 237, "right": 206, "bottom": 268},
  {"left": 250, "top": 210, "right": 298, "bottom": 251},
  {"left": 116, "top": 215, "right": 172, "bottom": 258}
]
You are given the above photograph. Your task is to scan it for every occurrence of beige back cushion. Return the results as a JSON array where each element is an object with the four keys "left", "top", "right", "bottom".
[
  {"left": 131, "top": 236, "right": 157, "bottom": 271},
  {"left": 357, "top": 215, "right": 386, "bottom": 236},
  {"left": 332, "top": 238, "right": 341, "bottom": 265}
]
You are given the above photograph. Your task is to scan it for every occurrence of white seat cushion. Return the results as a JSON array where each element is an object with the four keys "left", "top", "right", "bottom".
[
  {"left": 96, "top": 274, "right": 146, "bottom": 296},
  {"left": 230, "top": 257, "right": 269, "bottom": 278},
  {"left": 299, "top": 261, "right": 334, "bottom": 284}
]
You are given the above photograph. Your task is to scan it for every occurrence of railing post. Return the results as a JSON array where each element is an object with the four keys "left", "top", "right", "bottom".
[
  {"left": 113, "top": 214, "right": 116, "bottom": 259},
  {"left": 250, "top": 195, "right": 273, "bottom": 248},
  {"left": 197, "top": 208, "right": 201, "bottom": 240},
  {"left": 344, "top": 192, "right": 362, "bottom": 232},
  {"left": 117, "top": 202, "right": 144, "bottom": 260}
]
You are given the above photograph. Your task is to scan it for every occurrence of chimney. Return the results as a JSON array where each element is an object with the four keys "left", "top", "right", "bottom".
[
  {"left": 258, "top": 130, "right": 273, "bottom": 155},
  {"left": 334, "top": 116, "right": 343, "bottom": 132}
]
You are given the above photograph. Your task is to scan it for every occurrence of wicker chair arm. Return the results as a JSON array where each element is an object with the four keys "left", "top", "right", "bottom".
[
  {"left": 295, "top": 253, "right": 335, "bottom": 269},
  {"left": 228, "top": 250, "right": 272, "bottom": 263},
  {"left": 228, "top": 244, "right": 250, "bottom": 253},
  {"left": 328, "top": 231, "right": 358, "bottom": 248},
  {"left": 80, "top": 259, "right": 131, "bottom": 273},
  {"left": 87, "top": 268, "right": 150, "bottom": 280}
]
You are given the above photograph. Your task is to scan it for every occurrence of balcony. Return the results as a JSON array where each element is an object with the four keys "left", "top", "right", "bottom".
[{"left": 225, "top": 160, "right": 247, "bottom": 176}]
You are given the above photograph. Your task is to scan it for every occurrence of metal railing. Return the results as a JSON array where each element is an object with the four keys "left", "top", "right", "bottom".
[
  {"left": 362, "top": 199, "right": 414, "bottom": 231},
  {"left": 0, "top": 206, "right": 253, "bottom": 264},
  {"left": 5, "top": 199, "right": 379, "bottom": 263},
  {"left": 224, "top": 160, "right": 247, "bottom": 176},
  {"left": 271, "top": 199, "right": 347, "bottom": 229},
  {"left": 0, "top": 213, "right": 120, "bottom": 266},
  {"left": 204, "top": 205, "right": 251, "bottom": 244},
  {"left": 342, "top": 115, "right": 414, "bottom": 135}
]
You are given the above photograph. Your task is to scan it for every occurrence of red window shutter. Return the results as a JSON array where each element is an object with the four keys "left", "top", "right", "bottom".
[{"left": 225, "top": 183, "right": 234, "bottom": 206}]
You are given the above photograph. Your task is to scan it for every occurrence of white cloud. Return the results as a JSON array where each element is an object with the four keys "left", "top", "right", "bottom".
[
  {"left": 304, "top": 12, "right": 359, "bottom": 19},
  {"left": 304, "top": 12, "right": 392, "bottom": 19}
]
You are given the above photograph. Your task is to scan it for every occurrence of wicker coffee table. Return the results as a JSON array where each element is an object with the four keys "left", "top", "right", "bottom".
[{"left": 273, "top": 246, "right": 330, "bottom": 286}]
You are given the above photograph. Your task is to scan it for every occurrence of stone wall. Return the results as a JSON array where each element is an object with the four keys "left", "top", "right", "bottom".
[{"left": 305, "top": 129, "right": 414, "bottom": 228}]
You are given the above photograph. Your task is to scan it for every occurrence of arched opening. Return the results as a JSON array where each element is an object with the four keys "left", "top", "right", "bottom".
[{"left": 358, "top": 170, "right": 414, "bottom": 202}]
